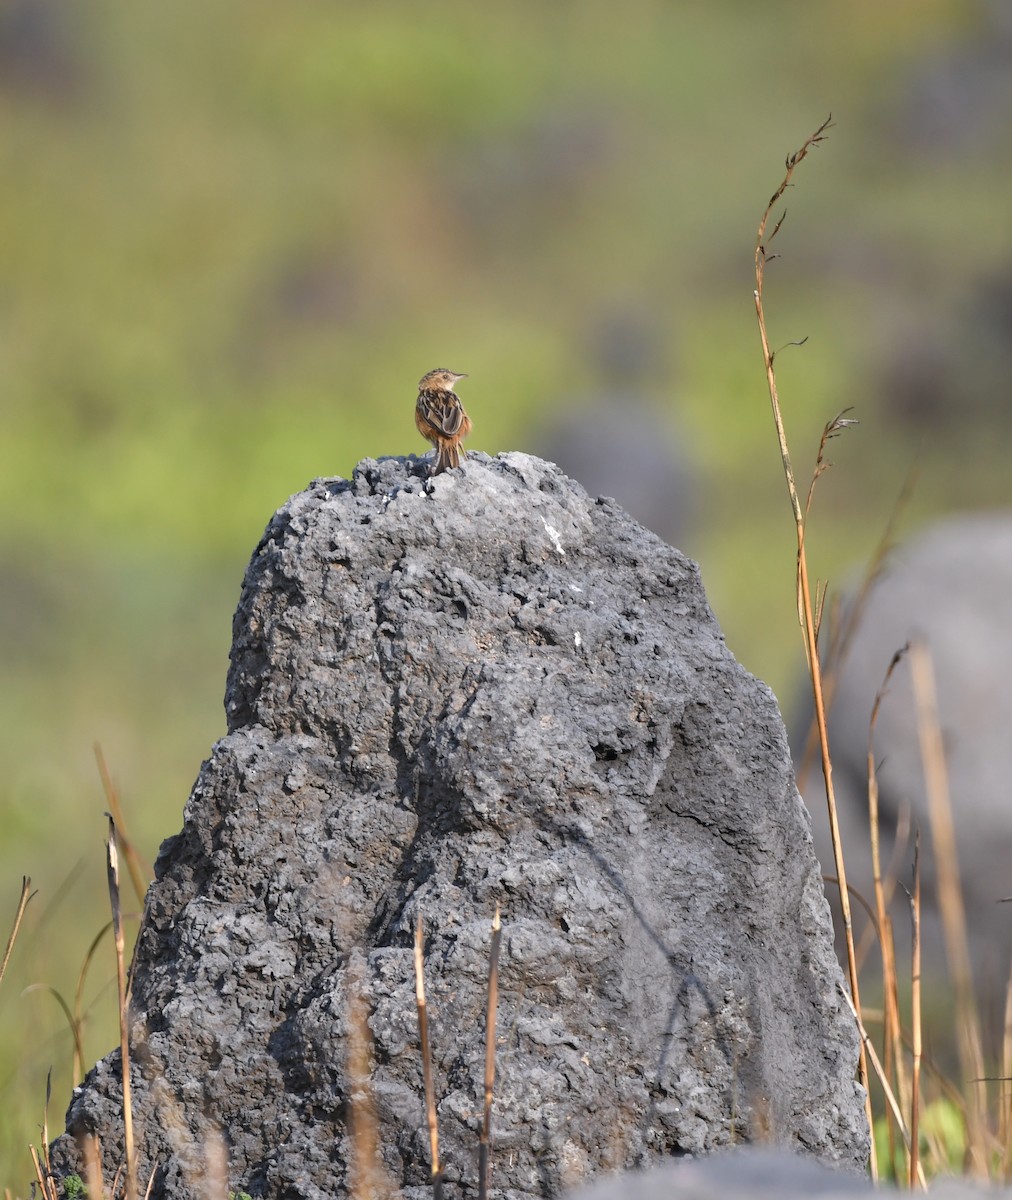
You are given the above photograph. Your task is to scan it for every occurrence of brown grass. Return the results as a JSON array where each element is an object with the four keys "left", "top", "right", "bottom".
[
  {"left": 909, "top": 640, "right": 988, "bottom": 1176},
  {"left": 754, "top": 121, "right": 1012, "bottom": 1190},
  {"left": 346, "top": 957, "right": 396, "bottom": 1200},
  {"left": 753, "top": 113, "right": 876, "bottom": 1174},
  {"left": 106, "top": 814, "right": 138, "bottom": 1200},
  {"left": 909, "top": 834, "right": 922, "bottom": 1189}
]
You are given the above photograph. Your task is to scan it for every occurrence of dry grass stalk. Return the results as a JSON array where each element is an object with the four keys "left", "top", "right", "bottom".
[
  {"left": 28, "top": 1080, "right": 60, "bottom": 1200},
  {"left": 96, "top": 743, "right": 149, "bottom": 909},
  {"left": 414, "top": 914, "right": 442, "bottom": 1199},
  {"left": 908, "top": 640, "right": 988, "bottom": 1177},
  {"left": 143, "top": 1162, "right": 158, "bottom": 1199},
  {"left": 21, "top": 981, "right": 89, "bottom": 1089},
  {"left": 795, "top": 464, "right": 917, "bottom": 791},
  {"left": 1002, "top": 962, "right": 1012, "bottom": 1178},
  {"left": 753, "top": 114, "right": 875, "bottom": 1171},
  {"left": 29, "top": 1144, "right": 57, "bottom": 1200},
  {"left": 838, "top": 984, "right": 927, "bottom": 1189},
  {"left": 70, "top": 921, "right": 116, "bottom": 1085},
  {"left": 0, "top": 876, "right": 33, "bottom": 989},
  {"left": 346, "top": 957, "right": 393, "bottom": 1200},
  {"left": 202, "top": 1127, "right": 229, "bottom": 1200},
  {"left": 910, "top": 833, "right": 922, "bottom": 1189},
  {"left": 867, "top": 647, "right": 911, "bottom": 1165},
  {"left": 42, "top": 1070, "right": 55, "bottom": 1182},
  {"left": 107, "top": 814, "right": 138, "bottom": 1200},
  {"left": 81, "top": 1133, "right": 106, "bottom": 1200},
  {"left": 113, "top": 1031, "right": 241, "bottom": 1200},
  {"left": 478, "top": 906, "right": 503, "bottom": 1200}
]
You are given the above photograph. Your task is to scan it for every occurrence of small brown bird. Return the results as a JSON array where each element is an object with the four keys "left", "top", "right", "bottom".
[{"left": 415, "top": 368, "right": 472, "bottom": 476}]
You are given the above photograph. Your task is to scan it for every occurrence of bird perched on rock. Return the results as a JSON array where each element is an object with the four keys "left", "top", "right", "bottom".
[{"left": 415, "top": 368, "right": 472, "bottom": 475}]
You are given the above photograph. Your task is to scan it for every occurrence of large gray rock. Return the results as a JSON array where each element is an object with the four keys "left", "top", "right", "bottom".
[
  {"left": 797, "top": 513, "right": 1012, "bottom": 1007},
  {"left": 53, "top": 452, "right": 867, "bottom": 1197}
]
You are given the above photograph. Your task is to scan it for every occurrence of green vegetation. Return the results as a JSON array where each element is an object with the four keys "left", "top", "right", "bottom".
[
  {"left": 2, "top": 0, "right": 1011, "bottom": 1187},
  {"left": 876, "top": 1099, "right": 968, "bottom": 1184}
]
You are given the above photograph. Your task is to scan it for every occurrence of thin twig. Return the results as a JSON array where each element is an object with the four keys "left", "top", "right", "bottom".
[
  {"left": 414, "top": 914, "right": 442, "bottom": 1200},
  {"left": 478, "top": 907, "right": 502, "bottom": 1200}
]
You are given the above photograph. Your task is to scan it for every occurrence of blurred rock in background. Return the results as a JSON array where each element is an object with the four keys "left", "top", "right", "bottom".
[
  {"left": 794, "top": 513, "right": 1012, "bottom": 1037},
  {"left": 889, "top": 0, "right": 1012, "bottom": 159},
  {"left": 535, "top": 307, "right": 696, "bottom": 548},
  {"left": 0, "top": 0, "right": 84, "bottom": 102}
]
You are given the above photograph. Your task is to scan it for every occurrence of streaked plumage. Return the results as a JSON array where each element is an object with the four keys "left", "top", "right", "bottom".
[{"left": 415, "top": 368, "right": 472, "bottom": 475}]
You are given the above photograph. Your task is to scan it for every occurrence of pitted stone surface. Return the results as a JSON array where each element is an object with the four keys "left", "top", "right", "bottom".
[{"left": 53, "top": 452, "right": 867, "bottom": 1197}]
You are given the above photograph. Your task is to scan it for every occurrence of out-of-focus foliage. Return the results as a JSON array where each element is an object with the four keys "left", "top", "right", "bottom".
[{"left": 2, "top": 0, "right": 1012, "bottom": 1176}]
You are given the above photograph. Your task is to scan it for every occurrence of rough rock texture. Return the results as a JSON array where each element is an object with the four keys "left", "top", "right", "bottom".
[
  {"left": 795, "top": 513, "right": 1012, "bottom": 1007},
  {"left": 54, "top": 452, "right": 867, "bottom": 1197},
  {"left": 571, "top": 1147, "right": 1012, "bottom": 1200}
]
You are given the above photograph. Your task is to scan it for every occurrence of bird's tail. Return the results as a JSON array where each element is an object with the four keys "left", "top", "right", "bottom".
[{"left": 434, "top": 442, "right": 466, "bottom": 475}]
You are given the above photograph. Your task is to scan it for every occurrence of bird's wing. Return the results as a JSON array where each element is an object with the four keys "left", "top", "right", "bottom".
[{"left": 418, "top": 390, "right": 466, "bottom": 438}]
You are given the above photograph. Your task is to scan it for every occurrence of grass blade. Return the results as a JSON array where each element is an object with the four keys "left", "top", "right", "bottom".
[
  {"left": 910, "top": 833, "right": 922, "bottom": 1189},
  {"left": 81, "top": 1133, "right": 106, "bottom": 1200},
  {"left": 753, "top": 117, "right": 874, "bottom": 1172},
  {"left": 96, "top": 743, "right": 150, "bottom": 909},
  {"left": 1, "top": 876, "right": 34, "bottom": 990},
  {"left": 107, "top": 813, "right": 138, "bottom": 1200},
  {"left": 909, "top": 640, "right": 987, "bottom": 1177}
]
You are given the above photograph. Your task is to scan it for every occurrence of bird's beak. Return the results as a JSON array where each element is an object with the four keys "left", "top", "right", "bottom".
[{"left": 454, "top": 372, "right": 468, "bottom": 382}]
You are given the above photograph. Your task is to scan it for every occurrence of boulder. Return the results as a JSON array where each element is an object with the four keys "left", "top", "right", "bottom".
[
  {"left": 53, "top": 452, "right": 867, "bottom": 1197},
  {"left": 796, "top": 513, "right": 1012, "bottom": 1010}
]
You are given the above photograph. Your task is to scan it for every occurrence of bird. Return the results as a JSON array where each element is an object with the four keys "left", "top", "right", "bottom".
[{"left": 415, "top": 368, "right": 472, "bottom": 476}]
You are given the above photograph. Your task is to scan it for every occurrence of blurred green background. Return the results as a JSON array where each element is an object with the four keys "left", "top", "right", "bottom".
[{"left": 3, "top": 0, "right": 1012, "bottom": 1179}]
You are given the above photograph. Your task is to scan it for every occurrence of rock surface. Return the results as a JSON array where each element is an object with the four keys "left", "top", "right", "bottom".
[
  {"left": 53, "top": 452, "right": 867, "bottom": 1197},
  {"left": 571, "top": 1147, "right": 1012, "bottom": 1200}
]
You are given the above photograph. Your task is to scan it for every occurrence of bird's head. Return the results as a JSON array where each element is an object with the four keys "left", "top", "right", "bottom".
[{"left": 418, "top": 368, "right": 467, "bottom": 392}]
